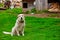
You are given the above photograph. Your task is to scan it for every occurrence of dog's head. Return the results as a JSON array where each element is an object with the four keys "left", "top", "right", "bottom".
[{"left": 18, "top": 14, "right": 25, "bottom": 23}]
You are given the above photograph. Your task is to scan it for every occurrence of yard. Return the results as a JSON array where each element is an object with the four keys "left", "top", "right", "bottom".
[{"left": 0, "top": 9, "right": 60, "bottom": 40}]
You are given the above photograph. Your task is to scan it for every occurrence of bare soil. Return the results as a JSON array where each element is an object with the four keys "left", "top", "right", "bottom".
[{"left": 24, "top": 13, "right": 60, "bottom": 18}]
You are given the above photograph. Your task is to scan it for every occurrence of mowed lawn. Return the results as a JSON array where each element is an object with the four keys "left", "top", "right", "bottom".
[{"left": 0, "top": 12, "right": 60, "bottom": 40}]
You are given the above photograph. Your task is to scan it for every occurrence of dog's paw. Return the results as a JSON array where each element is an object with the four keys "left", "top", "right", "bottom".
[
  {"left": 17, "top": 34, "right": 20, "bottom": 36},
  {"left": 11, "top": 34, "right": 13, "bottom": 36},
  {"left": 22, "top": 34, "right": 24, "bottom": 36}
]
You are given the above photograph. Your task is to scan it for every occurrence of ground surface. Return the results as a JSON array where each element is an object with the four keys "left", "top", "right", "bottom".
[
  {"left": 0, "top": 10, "right": 60, "bottom": 40},
  {"left": 24, "top": 13, "right": 60, "bottom": 18}
]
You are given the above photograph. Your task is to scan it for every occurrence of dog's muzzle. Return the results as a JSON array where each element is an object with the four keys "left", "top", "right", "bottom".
[
  {"left": 20, "top": 17, "right": 24, "bottom": 23},
  {"left": 21, "top": 17, "right": 22, "bottom": 20}
]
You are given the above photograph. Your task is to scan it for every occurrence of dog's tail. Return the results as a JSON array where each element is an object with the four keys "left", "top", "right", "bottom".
[{"left": 3, "top": 31, "right": 11, "bottom": 34}]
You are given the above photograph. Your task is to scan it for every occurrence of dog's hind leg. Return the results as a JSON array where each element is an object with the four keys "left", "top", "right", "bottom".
[
  {"left": 11, "top": 28, "right": 15, "bottom": 36},
  {"left": 11, "top": 30, "right": 14, "bottom": 36},
  {"left": 11, "top": 33, "right": 13, "bottom": 36}
]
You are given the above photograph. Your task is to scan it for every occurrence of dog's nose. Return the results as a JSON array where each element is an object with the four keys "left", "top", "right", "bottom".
[{"left": 21, "top": 17, "right": 22, "bottom": 20}]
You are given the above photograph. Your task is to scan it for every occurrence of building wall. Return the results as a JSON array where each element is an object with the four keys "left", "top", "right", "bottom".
[
  {"left": 10, "top": 0, "right": 48, "bottom": 10},
  {"left": 35, "top": 0, "right": 48, "bottom": 10},
  {"left": 22, "top": 0, "right": 35, "bottom": 10}
]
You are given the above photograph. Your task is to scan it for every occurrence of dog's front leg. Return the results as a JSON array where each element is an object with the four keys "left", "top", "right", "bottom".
[
  {"left": 22, "top": 29, "right": 24, "bottom": 36},
  {"left": 16, "top": 29, "right": 20, "bottom": 36}
]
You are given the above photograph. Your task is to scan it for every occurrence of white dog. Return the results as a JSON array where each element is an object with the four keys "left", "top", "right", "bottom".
[{"left": 3, "top": 14, "right": 25, "bottom": 36}]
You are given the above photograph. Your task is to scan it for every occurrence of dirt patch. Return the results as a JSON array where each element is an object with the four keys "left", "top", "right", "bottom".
[{"left": 24, "top": 13, "right": 60, "bottom": 18}]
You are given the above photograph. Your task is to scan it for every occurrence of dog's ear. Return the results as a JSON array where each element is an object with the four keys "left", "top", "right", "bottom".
[{"left": 17, "top": 14, "right": 20, "bottom": 17}]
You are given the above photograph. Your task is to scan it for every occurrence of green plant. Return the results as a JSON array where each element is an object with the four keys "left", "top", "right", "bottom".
[
  {"left": 25, "top": 11, "right": 31, "bottom": 14},
  {"left": 0, "top": 3, "right": 4, "bottom": 7},
  {"left": 31, "top": 8, "right": 37, "bottom": 13},
  {"left": 5, "top": 8, "right": 23, "bottom": 14},
  {"left": 36, "top": 10, "right": 48, "bottom": 14},
  {"left": 49, "top": 14, "right": 58, "bottom": 17},
  {"left": 42, "top": 10, "right": 49, "bottom": 13}
]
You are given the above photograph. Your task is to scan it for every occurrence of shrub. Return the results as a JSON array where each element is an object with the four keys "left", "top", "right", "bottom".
[
  {"left": 25, "top": 11, "right": 31, "bottom": 14},
  {"left": 42, "top": 10, "right": 49, "bottom": 13},
  {"left": 5, "top": 8, "right": 23, "bottom": 14},
  {"left": 31, "top": 8, "right": 37, "bottom": 13},
  {"left": 49, "top": 14, "right": 58, "bottom": 17},
  {"left": 0, "top": 3, "right": 4, "bottom": 7},
  {"left": 36, "top": 10, "right": 48, "bottom": 14}
]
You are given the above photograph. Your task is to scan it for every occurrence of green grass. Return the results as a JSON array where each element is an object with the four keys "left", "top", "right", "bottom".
[{"left": 0, "top": 10, "right": 60, "bottom": 40}]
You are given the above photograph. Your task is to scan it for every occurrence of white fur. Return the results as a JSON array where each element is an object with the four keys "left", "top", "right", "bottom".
[{"left": 3, "top": 14, "right": 25, "bottom": 36}]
